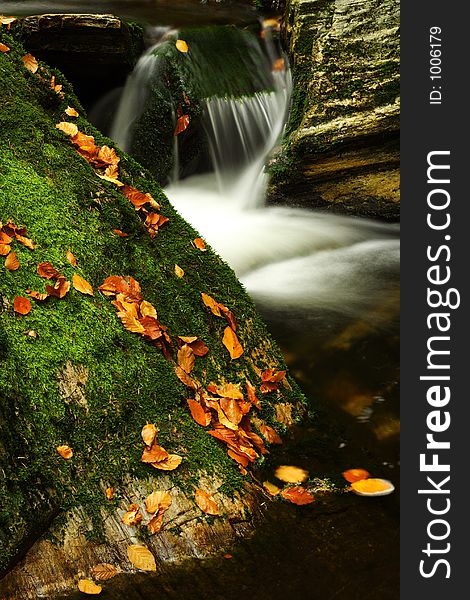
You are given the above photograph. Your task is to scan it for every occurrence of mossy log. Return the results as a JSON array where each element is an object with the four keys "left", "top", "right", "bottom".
[
  {"left": 268, "top": 0, "right": 400, "bottom": 220},
  {"left": 0, "top": 30, "right": 305, "bottom": 599}
]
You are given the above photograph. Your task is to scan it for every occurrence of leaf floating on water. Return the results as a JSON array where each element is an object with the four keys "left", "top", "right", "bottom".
[
  {"left": 66, "top": 249, "right": 78, "bottom": 266},
  {"left": 222, "top": 326, "right": 243, "bottom": 359},
  {"left": 77, "top": 579, "right": 102, "bottom": 595},
  {"left": 342, "top": 468, "right": 370, "bottom": 483},
  {"left": 65, "top": 106, "right": 79, "bottom": 117},
  {"left": 127, "top": 544, "right": 157, "bottom": 571},
  {"left": 195, "top": 489, "right": 219, "bottom": 515},
  {"left": 0, "top": 42, "right": 10, "bottom": 52},
  {"left": 176, "top": 39, "right": 189, "bottom": 53},
  {"left": 5, "top": 251, "right": 19, "bottom": 271},
  {"left": 275, "top": 465, "right": 308, "bottom": 484},
  {"left": 73, "top": 273, "right": 94, "bottom": 295},
  {"left": 91, "top": 563, "right": 118, "bottom": 581},
  {"left": 174, "top": 264, "right": 184, "bottom": 277},
  {"left": 350, "top": 478, "right": 395, "bottom": 496},
  {"left": 56, "top": 445, "right": 73, "bottom": 459},
  {"left": 141, "top": 423, "right": 158, "bottom": 447},
  {"left": 193, "top": 237, "right": 206, "bottom": 251},
  {"left": 281, "top": 486, "right": 315, "bottom": 506},
  {"left": 14, "top": 296, "right": 31, "bottom": 315},
  {"left": 22, "top": 53, "right": 39, "bottom": 73},
  {"left": 56, "top": 121, "right": 79, "bottom": 137},
  {"left": 263, "top": 481, "right": 281, "bottom": 496}
]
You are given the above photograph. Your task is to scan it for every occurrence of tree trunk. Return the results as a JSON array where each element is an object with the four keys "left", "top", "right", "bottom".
[{"left": 0, "top": 27, "right": 304, "bottom": 599}]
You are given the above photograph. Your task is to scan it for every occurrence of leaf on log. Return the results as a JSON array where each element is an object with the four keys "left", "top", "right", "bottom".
[
  {"left": 73, "top": 273, "right": 94, "bottom": 295},
  {"left": 37, "top": 261, "right": 61, "bottom": 280},
  {"left": 105, "top": 487, "right": 114, "bottom": 501},
  {"left": 220, "top": 398, "right": 243, "bottom": 426},
  {"left": 201, "top": 292, "right": 222, "bottom": 316},
  {"left": 56, "top": 445, "right": 73, "bottom": 459},
  {"left": 141, "top": 423, "right": 158, "bottom": 447},
  {"left": 174, "top": 114, "right": 190, "bottom": 136},
  {"left": 195, "top": 489, "right": 219, "bottom": 515},
  {"left": 141, "top": 444, "right": 169, "bottom": 464},
  {"left": 140, "top": 300, "right": 157, "bottom": 319},
  {"left": 65, "top": 106, "right": 79, "bottom": 117},
  {"left": 15, "top": 234, "right": 36, "bottom": 250},
  {"left": 145, "top": 490, "right": 172, "bottom": 515},
  {"left": 275, "top": 465, "right": 308, "bottom": 484},
  {"left": 121, "top": 503, "right": 143, "bottom": 526},
  {"left": 0, "top": 244, "right": 11, "bottom": 256},
  {"left": 174, "top": 365, "right": 198, "bottom": 389},
  {"left": 46, "top": 276, "right": 70, "bottom": 298},
  {"left": 0, "top": 42, "right": 10, "bottom": 52},
  {"left": 281, "top": 486, "right": 315, "bottom": 505},
  {"left": 176, "top": 39, "right": 189, "bottom": 53},
  {"left": 187, "top": 399, "right": 211, "bottom": 427},
  {"left": 263, "top": 481, "right": 281, "bottom": 496},
  {"left": 193, "top": 237, "right": 206, "bottom": 251},
  {"left": 13, "top": 296, "right": 31, "bottom": 315},
  {"left": 151, "top": 454, "right": 182, "bottom": 471},
  {"left": 113, "top": 229, "right": 129, "bottom": 237},
  {"left": 246, "top": 380, "right": 261, "bottom": 410},
  {"left": 5, "top": 251, "right": 19, "bottom": 271},
  {"left": 77, "top": 579, "right": 102, "bottom": 595},
  {"left": 178, "top": 344, "right": 195, "bottom": 374},
  {"left": 258, "top": 422, "right": 282, "bottom": 445},
  {"left": 127, "top": 545, "right": 157, "bottom": 571},
  {"left": 174, "top": 264, "right": 184, "bottom": 277},
  {"left": 215, "top": 383, "right": 244, "bottom": 400},
  {"left": 92, "top": 563, "right": 118, "bottom": 581},
  {"left": 148, "top": 512, "right": 164, "bottom": 534},
  {"left": 222, "top": 326, "right": 243, "bottom": 359},
  {"left": 22, "top": 53, "right": 39, "bottom": 73},
  {"left": 56, "top": 121, "right": 79, "bottom": 137},
  {"left": 66, "top": 249, "right": 78, "bottom": 266}
]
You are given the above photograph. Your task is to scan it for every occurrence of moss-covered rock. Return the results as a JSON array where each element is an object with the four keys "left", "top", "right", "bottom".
[
  {"left": 269, "top": 0, "right": 400, "bottom": 220},
  {"left": 0, "top": 30, "right": 306, "bottom": 598}
]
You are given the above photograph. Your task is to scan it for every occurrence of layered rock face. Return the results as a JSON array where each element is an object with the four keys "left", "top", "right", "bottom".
[{"left": 269, "top": 0, "right": 400, "bottom": 220}]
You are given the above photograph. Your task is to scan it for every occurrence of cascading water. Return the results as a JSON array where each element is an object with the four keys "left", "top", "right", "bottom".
[{"left": 110, "top": 23, "right": 400, "bottom": 332}]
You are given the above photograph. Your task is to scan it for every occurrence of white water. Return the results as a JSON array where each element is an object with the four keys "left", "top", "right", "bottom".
[{"left": 111, "top": 27, "right": 400, "bottom": 327}]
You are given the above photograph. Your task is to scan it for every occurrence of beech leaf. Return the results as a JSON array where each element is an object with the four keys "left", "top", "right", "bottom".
[
  {"left": 127, "top": 545, "right": 157, "bottom": 571},
  {"left": 342, "top": 468, "right": 370, "bottom": 483},
  {"left": 22, "top": 53, "right": 38, "bottom": 73},
  {"left": 176, "top": 39, "right": 189, "bottom": 53},
  {"left": 145, "top": 490, "right": 172, "bottom": 515},
  {"left": 275, "top": 465, "right": 308, "bottom": 484},
  {"left": 73, "top": 273, "right": 94, "bottom": 295},
  {"left": 77, "top": 579, "right": 102, "bottom": 595},
  {"left": 195, "top": 489, "right": 219, "bottom": 515},
  {"left": 56, "top": 445, "right": 73, "bottom": 459},
  {"left": 92, "top": 563, "right": 118, "bottom": 581},
  {"left": 222, "top": 326, "right": 243, "bottom": 359},
  {"left": 5, "top": 251, "right": 19, "bottom": 271},
  {"left": 281, "top": 486, "right": 315, "bottom": 505},
  {"left": 13, "top": 296, "right": 31, "bottom": 315},
  {"left": 151, "top": 454, "right": 182, "bottom": 471}
]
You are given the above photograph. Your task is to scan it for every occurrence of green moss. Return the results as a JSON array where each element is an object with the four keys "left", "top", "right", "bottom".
[{"left": 0, "top": 31, "right": 307, "bottom": 572}]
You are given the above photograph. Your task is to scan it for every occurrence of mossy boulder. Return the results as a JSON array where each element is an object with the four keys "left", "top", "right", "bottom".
[
  {"left": 0, "top": 30, "right": 305, "bottom": 598},
  {"left": 269, "top": 0, "right": 400, "bottom": 220}
]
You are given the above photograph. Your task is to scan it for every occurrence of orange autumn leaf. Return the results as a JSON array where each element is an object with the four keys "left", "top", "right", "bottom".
[
  {"left": 0, "top": 231, "right": 13, "bottom": 245},
  {"left": 246, "top": 380, "right": 261, "bottom": 410},
  {"left": 187, "top": 399, "right": 211, "bottom": 427},
  {"left": 104, "top": 163, "right": 119, "bottom": 179},
  {"left": 65, "top": 106, "right": 79, "bottom": 117},
  {"left": 46, "top": 276, "right": 70, "bottom": 298},
  {"left": 56, "top": 444, "right": 73, "bottom": 459},
  {"left": 0, "top": 244, "right": 11, "bottom": 256},
  {"left": 261, "top": 368, "right": 286, "bottom": 383},
  {"left": 91, "top": 563, "right": 118, "bottom": 581},
  {"left": 178, "top": 344, "right": 195, "bottom": 374},
  {"left": 105, "top": 487, "right": 114, "bottom": 500},
  {"left": 145, "top": 490, "right": 172, "bottom": 515},
  {"left": 141, "top": 423, "right": 158, "bottom": 447},
  {"left": 0, "top": 42, "right": 10, "bottom": 52},
  {"left": 0, "top": 16, "right": 16, "bottom": 28},
  {"left": 5, "top": 251, "right": 19, "bottom": 271},
  {"left": 176, "top": 39, "right": 189, "bottom": 53},
  {"left": 193, "top": 237, "right": 206, "bottom": 251},
  {"left": 15, "top": 234, "right": 36, "bottom": 250},
  {"left": 37, "top": 261, "right": 60, "bottom": 279},
  {"left": 73, "top": 273, "right": 94, "bottom": 296},
  {"left": 275, "top": 465, "right": 308, "bottom": 484},
  {"left": 263, "top": 481, "right": 281, "bottom": 496},
  {"left": 272, "top": 58, "right": 285, "bottom": 71},
  {"left": 113, "top": 229, "right": 129, "bottom": 237},
  {"left": 174, "top": 114, "right": 190, "bottom": 136},
  {"left": 27, "top": 289, "right": 48, "bottom": 301},
  {"left": 117, "top": 311, "right": 145, "bottom": 334},
  {"left": 141, "top": 444, "right": 169, "bottom": 464},
  {"left": 222, "top": 326, "right": 243, "bottom": 359},
  {"left": 22, "top": 53, "right": 38, "bottom": 73},
  {"left": 148, "top": 512, "right": 164, "bottom": 534},
  {"left": 56, "top": 121, "right": 79, "bottom": 137},
  {"left": 195, "top": 489, "right": 219, "bottom": 515},
  {"left": 342, "top": 468, "right": 370, "bottom": 484},
  {"left": 220, "top": 397, "right": 243, "bottom": 426},
  {"left": 140, "top": 300, "right": 157, "bottom": 319},
  {"left": 214, "top": 383, "right": 244, "bottom": 400},
  {"left": 127, "top": 545, "right": 156, "bottom": 571},
  {"left": 66, "top": 249, "right": 78, "bottom": 266},
  {"left": 97, "top": 145, "right": 120, "bottom": 167},
  {"left": 13, "top": 296, "right": 31, "bottom": 315},
  {"left": 281, "top": 486, "right": 315, "bottom": 506},
  {"left": 122, "top": 503, "right": 143, "bottom": 526},
  {"left": 121, "top": 185, "right": 160, "bottom": 211},
  {"left": 174, "top": 365, "right": 198, "bottom": 389},
  {"left": 258, "top": 423, "right": 282, "bottom": 445},
  {"left": 151, "top": 454, "right": 182, "bottom": 471},
  {"left": 201, "top": 292, "right": 222, "bottom": 316},
  {"left": 77, "top": 579, "right": 102, "bottom": 595},
  {"left": 350, "top": 478, "right": 395, "bottom": 496},
  {"left": 174, "top": 264, "right": 184, "bottom": 277}
]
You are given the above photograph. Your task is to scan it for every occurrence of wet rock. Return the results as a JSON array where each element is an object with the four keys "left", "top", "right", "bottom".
[{"left": 269, "top": 0, "right": 400, "bottom": 220}]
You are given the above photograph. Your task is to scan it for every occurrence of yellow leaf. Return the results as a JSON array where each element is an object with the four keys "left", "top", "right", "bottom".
[
  {"left": 275, "top": 465, "right": 308, "bottom": 484},
  {"left": 56, "top": 121, "right": 79, "bottom": 137},
  {"left": 73, "top": 273, "right": 94, "bottom": 295},
  {"left": 195, "top": 489, "right": 219, "bottom": 515},
  {"left": 56, "top": 445, "right": 73, "bottom": 459},
  {"left": 5, "top": 251, "right": 19, "bottom": 271},
  {"left": 222, "top": 326, "right": 243, "bottom": 359},
  {"left": 66, "top": 249, "right": 78, "bottom": 266},
  {"left": 145, "top": 490, "right": 172, "bottom": 515},
  {"left": 65, "top": 106, "right": 79, "bottom": 117},
  {"left": 140, "top": 300, "right": 157, "bottom": 319},
  {"left": 263, "top": 481, "right": 281, "bottom": 496},
  {"left": 22, "top": 53, "right": 38, "bottom": 73},
  {"left": 78, "top": 579, "right": 102, "bottom": 595},
  {"left": 105, "top": 487, "right": 114, "bottom": 500},
  {"left": 151, "top": 454, "right": 182, "bottom": 471},
  {"left": 91, "top": 563, "right": 118, "bottom": 581},
  {"left": 177, "top": 344, "right": 195, "bottom": 374},
  {"left": 351, "top": 478, "right": 395, "bottom": 496},
  {"left": 148, "top": 512, "right": 164, "bottom": 534},
  {"left": 193, "top": 237, "right": 206, "bottom": 251},
  {"left": 141, "top": 423, "right": 158, "bottom": 447},
  {"left": 176, "top": 39, "right": 189, "bottom": 53},
  {"left": 201, "top": 292, "right": 222, "bottom": 317},
  {"left": 174, "top": 264, "right": 184, "bottom": 278},
  {"left": 97, "top": 174, "right": 124, "bottom": 186},
  {"left": 127, "top": 544, "right": 157, "bottom": 571}
]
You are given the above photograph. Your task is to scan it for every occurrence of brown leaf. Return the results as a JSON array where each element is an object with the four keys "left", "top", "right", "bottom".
[
  {"left": 195, "top": 489, "right": 219, "bottom": 515},
  {"left": 178, "top": 344, "right": 195, "bottom": 374},
  {"left": 189, "top": 339, "right": 209, "bottom": 356},
  {"left": 275, "top": 465, "right": 308, "bottom": 484},
  {"left": 77, "top": 579, "right": 102, "bottom": 595},
  {"left": 258, "top": 423, "right": 282, "bottom": 445},
  {"left": 176, "top": 39, "right": 189, "bottom": 53},
  {"left": 201, "top": 292, "right": 222, "bottom": 316},
  {"left": 227, "top": 448, "right": 250, "bottom": 467},
  {"left": 275, "top": 403, "right": 294, "bottom": 426},
  {"left": 27, "top": 290, "right": 48, "bottom": 301},
  {"left": 174, "top": 264, "right": 184, "bottom": 277},
  {"left": 91, "top": 563, "right": 118, "bottom": 581},
  {"left": 46, "top": 276, "right": 70, "bottom": 299},
  {"left": 263, "top": 481, "right": 281, "bottom": 496},
  {"left": 66, "top": 249, "right": 78, "bottom": 266},
  {"left": 22, "top": 53, "right": 38, "bottom": 73},
  {"left": 174, "top": 114, "right": 190, "bottom": 136},
  {"left": 56, "top": 121, "right": 79, "bottom": 137},
  {"left": 5, "top": 251, "right": 19, "bottom": 271},
  {"left": 37, "top": 262, "right": 60, "bottom": 280},
  {"left": 261, "top": 369, "right": 286, "bottom": 383},
  {"left": 281, "top": 486, "right": 315, "bottom": 505},
  {"left": 141, "top": 444, "right": 169, "bottom": 464},
  {"left": 148, "top": 512, "right": 164, "bottom": 534},
  {"left": 73, "top": 273, "right": 94, "bottom": 295},
  {"left": 174, "top": 365, "right": 198, "bottom": 389},
  {"left": 65, "top": 106, "right": 79, "bottom": 117},
  {"left": 122, "top": 503, "right": 143, "bottom": 526},
  {"left": 215, "top": 383, "right": 244, "bottom": 400},
  {"left": 187, "top": 399, "right": 211, "bottom": 427},
  {"left": 56, "top": 445, "right": 73, "bottom": 459},
  {"left": 141, "top": 423, "right": 158, "bottom": 447},
  {"left": 140, "top": 300, "right": 157, "bottom": 319},
  {"left": 246, "top": 380, "right": 261, "bottom": 410},
  {"left": 220, "top": 398, "right": 243, "bottom": 426},
  {"left": 0, "top": 42, "right": 10, "bottom": 53},
  {"left": 121, "top": 185, "right": 160, "bottom": 211},
  {"left": 127, "top": 545, "right": 157, "bottom": 571},
  {"left": 219, "top": 304, "right": 237, "bottom": 330},
  {"left": 113, "top": 229, "right": 129, "bottom": 237},
  {"left": 13, "top": 296, "right": 31, "bottom": 315},
  {"left": 145, "top": 490, "right": 172, "bottom": 515},
  {"left": 222, "top": 326, "right": 243, "bottom": 359},
  {"left": 193, "top": 237, "right": 206, "bottom": 251},
  {"left": 151, "top": 454, "right": 182, "bottom": 471},
  {"left": 15, "top": 234, "right": 36, "bottom": 250}
]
